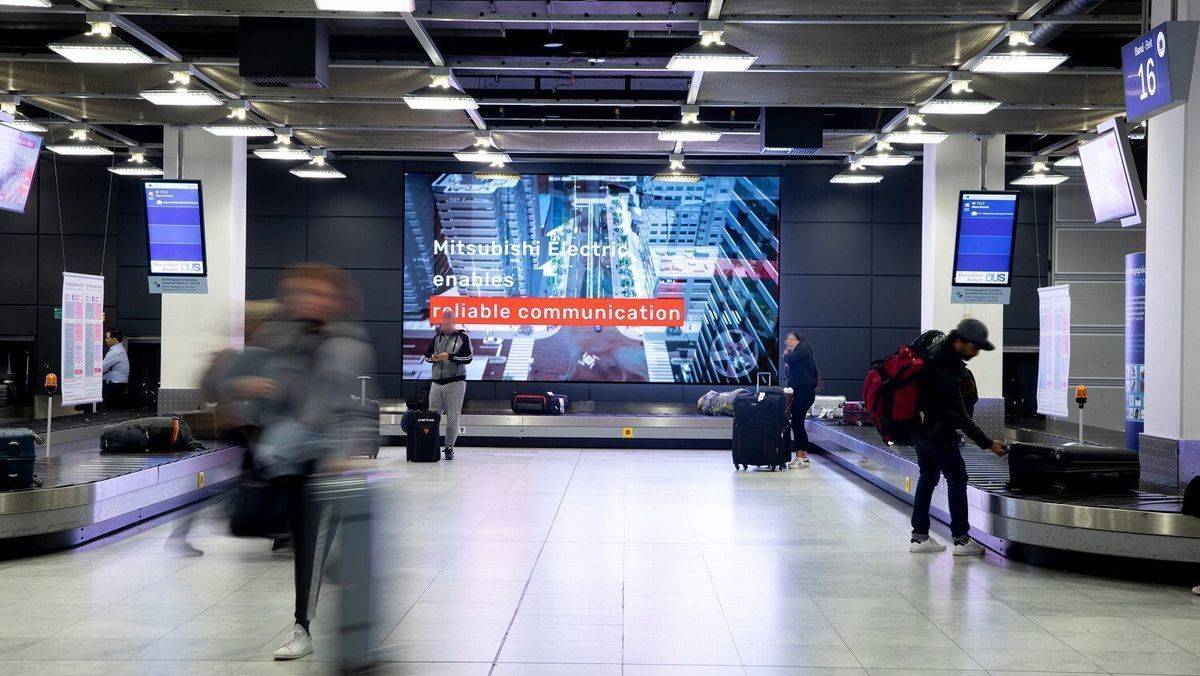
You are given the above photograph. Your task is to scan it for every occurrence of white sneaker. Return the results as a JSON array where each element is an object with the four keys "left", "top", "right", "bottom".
[
  {"left": 909, "top": 536, "right": 947, "bottom": 553},
  {"left": 953, "top": 540, "right": 986, "bottom": 556},
  {"left": 1192, "top": 585, "right": 1199, "bottom": 596},
  {"left": 273, "top": 624, "right": 313, "bottom": 660},
  {"left": 788, "top": 457, "right": 811, "bottom": 469}
]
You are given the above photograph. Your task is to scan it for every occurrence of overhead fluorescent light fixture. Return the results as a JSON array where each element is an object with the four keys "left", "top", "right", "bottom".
[
  {"left": 886, "top": 112, "right": 948, "bottom": 144},
  {"left": 46, "top": 125, "right": 113, "bottom": 156},
  {"left": 453, "top": 132, "right": 511, "bottom": 163},
  {"left": 652, "top": 153, "right": 701, "bottom": 184},
  {"left": 473, "top": 167, "right": 521, "bottom": 183},
  {"left": 254, "top": 127, "right": 311, "bottom": 160},
  {"left": 4, "top": 116, "right": 47, "bottom": 134},
  {"left": 667, "top": 20, "right": 757, "bottom": 72},
  {"left": 1011, "top": 160, "right": 1069, "bottom": 186},
  {"left": 404, "top": 67, "right": 478, "bottom": 110},
  {"left": 1053, "top": 154, "right": 1081, "bottom": 168},
  {"left": 830, "top": 160, "right": 884, "bottom": 185},
  {"left": 0, "top": 0, "right": 53, "bottom": 6},
  {"left": 48, "top": 19, "right": 154, "bottom": 64},
  {"left": 108, "top": 148, "right": 162, "bottom": 176},
  {"left": 290, "top": 149, "right": 345, "bottom": 179},
  {"left": 858, "top": 141, "right": 913, "bottom": 167},
  {"left": 918, "top": 88, "right": 1000, "bottom": 116},
  {"left": 658, "top": 105, "right": 722, "bottom": 142},
  {"left": 313, "top": 0, "right": 415, "bottom": 11},
  {"left": 972, "top": 44, "right": 1068, "bottom": 73},
  {"left": 202, "top": 101, "right": 273, "bottom": 137},
  {"left": 141, "top": 67, "right": 224, "bottom": 106},
  {"left": 0, "top": 96, "right": 47, "bottom": 133}
]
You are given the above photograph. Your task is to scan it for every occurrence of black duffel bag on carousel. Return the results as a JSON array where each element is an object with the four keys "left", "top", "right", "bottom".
[{"left": 100, "top": 416, "right": 205, "bottom": 453}]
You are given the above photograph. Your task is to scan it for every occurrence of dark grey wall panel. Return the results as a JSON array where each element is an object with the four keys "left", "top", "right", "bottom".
[
  {"left": 780, "top": 275, "right": 872, "bottom": 327},
  {"left": 308, "top": 217, "right": 403, "bottom": 270},
  {"left": 1011, "top": 221, "right": 1049, "bottom": 278},
  {"left": 246, "top": 267, "right": 282, "bottom": 300},
  {"left": 36, "top": 158, "right": 119, "bottom": 235},
  {"left": 116, "top": 267, "right": 160, "bottom": 320},
  {"left": 782, "top": 222, "right": 871, "bottom": 275},
  {"left": 307, "top": 161, "right": 403, "bottom": 218},
  {"left": 871, "top": 223, "right": 921, "bottom": 276},
  {"left": 871, "top": 276, "right": 921, "bottom": 328},
  {"left": 1006, "top": 275, "right": 1041, "bottom": 333},
  {"left": 0, "top": 235, "right": 38, "bottom": 305},
  {"left": 363, "top": 322, "right": 402, "bottom": 375},
  {"left": 818, "top": 379, "right": 863, "bottom": 399},
  {"left": 117, "top": 212, "right": 148, "bottom": 267},
  {"left": 37, "top": 235, "right": 119, "bottom": 306},
  {"left": 590, "top": 383, "right": 684, "bottom": 402},
  {"left": 247, "top": 216, "right": 307, "bottom": 268},
  {"left": 247, "top": 161, "right": 309, "bottom": 217},
  {"left": 348, "top": 269, "right": 403, "bottom": 321},
  {"left": 871, "top": 167, "right": 923, "bottom": 224},
  {"left": 0, "top": 306, "right": 36, "bottom": 336},
  {"left": 781, "top": 165, "right": 871, "bottom": 223},
  {"left": 786, "top": 327, "right": 870, "bottom": 381},
  {"left": 871, "top": 328, "right": 920, "bottom": 361}
]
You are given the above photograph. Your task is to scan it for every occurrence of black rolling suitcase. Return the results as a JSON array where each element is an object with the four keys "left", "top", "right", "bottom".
[
  {"left": 1007, "top": 442, "right": 1140, "bottom": 495},
  {"left": 405, "top": 410, "right": 441, "bottom": 462},
  {"left": 0, "top": 428, "right": 38, "bottom": 489},
  {"left": 731, "top": 389, "right": 791, "bottom": 471}
]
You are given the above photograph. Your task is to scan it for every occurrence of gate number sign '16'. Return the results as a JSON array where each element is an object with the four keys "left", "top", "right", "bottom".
[{"left": 1121, "top": 21, "right": 1199, "bottom": 123}]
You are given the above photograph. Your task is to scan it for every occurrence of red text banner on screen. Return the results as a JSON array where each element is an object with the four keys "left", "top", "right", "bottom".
[{"left": 429, "top": 297, "right": 686, "bottom": 327}]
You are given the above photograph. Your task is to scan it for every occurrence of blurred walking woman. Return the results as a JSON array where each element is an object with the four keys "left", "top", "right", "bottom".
[
  {"left": 224, "top": 263, "right": 376, "bottom": 661},
  {"left": 782, "top": 332, "right": 820, "bottom": 469}
]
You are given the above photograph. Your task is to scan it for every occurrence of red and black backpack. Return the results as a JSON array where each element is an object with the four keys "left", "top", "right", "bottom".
[{"left": 863, "top": 330, "right": 944, "bottom": 444}]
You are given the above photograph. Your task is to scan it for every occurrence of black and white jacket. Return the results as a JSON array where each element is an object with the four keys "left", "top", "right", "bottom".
[{"left": 424, "top": 329, "right": 473, "bottom": 384}]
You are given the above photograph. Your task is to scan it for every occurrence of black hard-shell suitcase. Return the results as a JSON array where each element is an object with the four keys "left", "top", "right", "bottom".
[
  {"left": 731, "top": 389, "right": 791, "bottom": 471},
  {"left": 1007, "top": 442, "right": 1140, "bottom": 495},
  {"left": 511, "top": 391, "right": 567, "bottom": 414},
  {"left": 0, "top": 428, "right": 38, "bottom": 489},
  {"left": 405, "top": 410, "right": 441, "bottom": 462}
]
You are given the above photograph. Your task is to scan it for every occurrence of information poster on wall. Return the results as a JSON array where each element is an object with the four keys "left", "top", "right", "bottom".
[
  {"left": 60, "top": 272, "right": 105, "bottom": 406},
  {"left": 1124, "top": 252, "right": 1146, "bottom": 450},
  {"left": 1036, "top": 284, "right": 1072, "bottom": 418}
]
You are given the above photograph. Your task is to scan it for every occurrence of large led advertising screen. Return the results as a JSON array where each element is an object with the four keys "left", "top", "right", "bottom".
[{"left": 403, "top": 173, "right": 780, "bottom": 384}]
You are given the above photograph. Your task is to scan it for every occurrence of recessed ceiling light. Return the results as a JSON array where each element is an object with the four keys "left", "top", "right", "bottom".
[
  {"left": 1011, "top": 161, "right": 1069, "bottom": 186},
  {"left": 918, "top": 88, "right": 1000, "bottom": 115},
  {"left": 1053, "top": 154, "right": 1081, "bottom": 168},
  {"left": 48, "top": 20, "right": 154, "bottom": 64},
  {"left": 313, "top": 0, "right": 415, "bottom": 11},
  {"left": 4, "top": 116, "right": 47, "bottom": 134},
  {"left": 658, "top": 105, "right": 722, "bottom": 143},
  {"left": 108, "top": 148, "right": 162, "bottom": 176},
  {"left": 652, "top": 153, "right": 701, "bottom": 184},
  {"left": 667, "top": 20, "right": 756, "bottom": 72},
  {"left": 886, "top": 112, "right": 948, "bottom": 144},
  {"left": 290, "top": 149, "right": 346, "bottom": 179},
  {"left": 202, "top": 101, "right": 274, "bottom": 137},
  {"left": 254, "top": 128, "right": 311, "bottom": 160},
  {"left": 404, "top": 68, "right": 478, "bottom": 110},
  {"left": 830, "top": 161, "right": 884, "bottom": 185},
  {"left": 46, "top": 126, "right": 113, "bottom": 156},
  {"left": 971, "top": 44, "right": 1068, "bottom": 74},
  {"left": 140, "top": 67, "right": 224, "bottom": 106},
  {"left": 858, "top": 141, "right": 914, "bottom": 167},
  {"left": 543, "top": 42, "right": 564, "bottom": 49}
]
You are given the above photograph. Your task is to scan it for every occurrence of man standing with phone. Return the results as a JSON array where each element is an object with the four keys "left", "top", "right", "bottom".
[
  {"left": 424, "top": 310, "right": 472, "bottom": 460},
  {"left": 908, "top": 318, "right": 1008, "bottom": 556}
]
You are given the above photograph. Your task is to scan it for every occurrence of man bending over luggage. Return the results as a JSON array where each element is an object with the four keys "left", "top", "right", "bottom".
[
  {"left": 909, "top": 318, "right": 1007, "bottom": 557},
  {"left": 424, "top": 310, "right": 472, "bottom": 460}
]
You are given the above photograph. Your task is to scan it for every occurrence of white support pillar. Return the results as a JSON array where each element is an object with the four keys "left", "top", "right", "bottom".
[
  {"left": 921, "top": 134, "right": 1007, "bottom": 399},
  {"left": 1142, "top": 0, "right": 1200, "bottom": 487},
  {"left": 158, "top": 127, "right": 246, "bottom": 411}
]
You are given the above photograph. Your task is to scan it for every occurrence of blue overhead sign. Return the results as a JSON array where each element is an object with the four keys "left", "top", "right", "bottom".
[{"left": 1121, "top": 22, "right": 1199, "bottom": 123}]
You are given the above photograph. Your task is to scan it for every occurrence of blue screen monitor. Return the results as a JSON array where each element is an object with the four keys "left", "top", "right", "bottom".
[
  {"left": 143, "top": 179, "right": 207, "bottom": 276},
  {"left": 952, "top": 191, "right": 1019, "bottom": 287}
]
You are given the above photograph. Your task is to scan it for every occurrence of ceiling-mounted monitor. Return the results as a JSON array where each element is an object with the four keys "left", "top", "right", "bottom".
[
  {"left": 0, "top": 124, "right": 42, "bottom": 214},
  {"left": 142, "top": 179, "right": 207, "bottom": 276},
  {"left": 1077, "top": 116, "right": 1145, "bottom": 227},
  {"left": 951, "top": 190, "right": 1019, "bottom": 304}
]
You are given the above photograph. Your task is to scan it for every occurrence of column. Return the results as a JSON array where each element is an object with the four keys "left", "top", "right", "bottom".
[
  {"left": 921, "top": 134, "right": 1007, "bottom": 402},
  {"left": 158, "top": 126, "right": 246, "bottom": 412},
  {"left": 1141, "top": 0, "right": 1200, "bottom": 489}
]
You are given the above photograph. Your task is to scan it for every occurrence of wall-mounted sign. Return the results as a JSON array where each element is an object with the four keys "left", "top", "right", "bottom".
[
  {"left": 1124, "top": 253, "right": 1146, "bottom": 451},
  {"left": 1036, "top": 285, "right": 1072, "bottom": 419},
  {"left": 1121, "top": 21, "right": 1199, "bottom": 123},
  {"left": 148, "top": 276, "right": 208, "bottom": 295},
  {"left": 60, "top": 272, "right": 105, "bottom": 406}
]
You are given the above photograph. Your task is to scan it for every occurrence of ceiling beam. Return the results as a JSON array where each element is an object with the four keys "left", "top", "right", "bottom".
[{"left": 400, "top": 10, "right": 485, "bottom": 131}]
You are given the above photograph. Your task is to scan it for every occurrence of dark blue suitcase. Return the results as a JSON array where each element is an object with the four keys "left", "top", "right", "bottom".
[
  {"left": 0, "top": 428, "right": 38, "bottom": 489},
  {"left": 731, "top": 389, "right": 790, "bottom": 471}
]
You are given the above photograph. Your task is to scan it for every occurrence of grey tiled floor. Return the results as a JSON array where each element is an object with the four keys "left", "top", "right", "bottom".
[{"left": 2, "top": 447, "right": 1199, "bottom": 675}]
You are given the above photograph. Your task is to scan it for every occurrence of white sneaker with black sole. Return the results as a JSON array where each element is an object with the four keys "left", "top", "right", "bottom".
[
  {"left": 1192, "top": 584, "right": 1199, "bottom": 596},
  {"left": 909, "top": 536, "right": 947, "bottom": 553},
  {"left": 274, "top": 623, "right": 313, "bottom": 660},
  {"left": 952, "top": 540, "right": 986, "bottom": 556}
]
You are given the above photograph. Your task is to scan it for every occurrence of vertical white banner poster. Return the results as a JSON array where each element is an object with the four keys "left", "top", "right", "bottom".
[
  {"left": 1036, "top": 284, "right": 1072, "bottom": 418},
  {"left": 60, "top": 272, "right": 105, "bottom": 406}
]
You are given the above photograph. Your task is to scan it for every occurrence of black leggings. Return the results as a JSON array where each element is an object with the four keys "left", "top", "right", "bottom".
[
  {"left": 791, "top": 392, "right": 816, "bottom": 453},
  {"left": 282, "top": 475, "right": 338, "bottom": 631}
]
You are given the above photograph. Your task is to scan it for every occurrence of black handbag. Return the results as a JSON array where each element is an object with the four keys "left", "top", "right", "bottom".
[{"left": 229, "top": 477, "right": 290, "bottom": 537}]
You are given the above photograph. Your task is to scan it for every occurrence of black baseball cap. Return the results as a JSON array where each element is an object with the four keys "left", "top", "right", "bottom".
[{"left": 953, "top": 318, "right": 995, "bottom": 351}]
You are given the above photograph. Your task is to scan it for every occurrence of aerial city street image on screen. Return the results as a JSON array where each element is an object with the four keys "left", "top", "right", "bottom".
[{"left": 403, "top": 173, "right": 780, "bottom": 384}]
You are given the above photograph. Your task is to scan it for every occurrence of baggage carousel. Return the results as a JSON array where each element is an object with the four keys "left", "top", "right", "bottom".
[
  {"left": 808, "top": 421, "right": 1200, "bottom": 564},
  {"left": 0, "top": 435, "right": 244, "bottom": 547}
]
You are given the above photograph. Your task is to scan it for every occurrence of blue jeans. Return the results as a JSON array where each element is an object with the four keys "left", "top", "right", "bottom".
[{"left": 910, "top": 431, "right": 971, "bottom": 542}]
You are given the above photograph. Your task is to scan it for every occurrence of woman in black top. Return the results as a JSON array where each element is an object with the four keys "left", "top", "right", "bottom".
[{"left": 782, "top": 332, "right": 820, "bottom": 468}]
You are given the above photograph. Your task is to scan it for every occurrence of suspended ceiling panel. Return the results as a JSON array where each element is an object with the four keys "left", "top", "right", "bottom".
[
  {"left": 494, "top": 130, "right": 675, "bottom": 153},
  {"left": 971, "top": 73, "right": 1124, "bottom": 106},
  {"left": 197, "top": 65, "right": 430, "bottom": 99},
  {"left": 724, "top": 24, "right": 1003, "bottom": 67},
  {"left": 722, "top": 1, "right": 1043, "bottom": 15},
  {"left": 106, "top": 0, "right": 706, "bottom": 16},
  {"left": 249, "top": 101, "right": 473, "bottom": 128},
  {"left": 927, "top": 108, "right": 1119, "bottom": 134},
  {"left": 0, "top": 61, "right": 169, "bottom": 97},
  {"left": 683, "top": 131, "right": 876, "bottom": 156},
  {"left": 26, "top": 97, "right": 211, "bottom": 125},
  {"left": 293, "top": 128, "right": 474, "bottom": 151},
  {"left": 699, "top": 72, "right": 944, "bottom": 106}
]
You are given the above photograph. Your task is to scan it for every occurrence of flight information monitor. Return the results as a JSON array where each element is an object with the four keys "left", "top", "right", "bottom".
[
  {"left": 0, "top": 124, "right": 42, "bottom": 214},
  {"left": 143, "top": 180, "right": 207, "bottom": 276},
  {"left": 953, "top": 191, "right": 1019, "bottom": 287}
]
